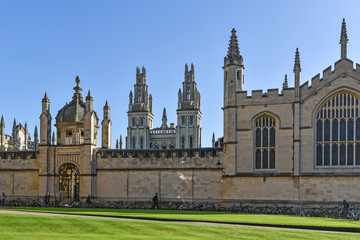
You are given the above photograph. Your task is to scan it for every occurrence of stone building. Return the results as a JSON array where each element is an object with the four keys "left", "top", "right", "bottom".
[{"left": 0, "top": 19, "right": 360, "bottom": 204}]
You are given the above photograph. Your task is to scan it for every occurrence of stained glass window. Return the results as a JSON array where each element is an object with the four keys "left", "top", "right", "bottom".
[
  {"left": 254, "top": 115, "right": 276, "bottom": 170},
  {"left": 316, "top": 92, "right": 360, "bottom": 167}
]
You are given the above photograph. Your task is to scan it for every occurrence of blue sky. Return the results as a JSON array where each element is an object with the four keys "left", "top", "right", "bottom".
[{"left": 1, "top": 0, "right": 360, "bottom": 147}]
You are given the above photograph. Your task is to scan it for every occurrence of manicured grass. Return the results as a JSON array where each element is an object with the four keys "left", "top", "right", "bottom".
[
  {"left": 0, "top": 212, "right": 359, "bottom": 239},
  {"left": 6, "top": 207, "right": 360, "bottom": 229}
]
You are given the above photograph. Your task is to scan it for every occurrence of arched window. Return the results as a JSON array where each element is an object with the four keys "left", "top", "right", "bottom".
[
  {"left": 132, "top": 137, "right": 136, "bottom": 149},
  {"left": 186, "top": 88, "right": 191, "bottom": 100},
  {"left": 254, "top": 115, "right": 276, "bottom": 169},
  {"left": 137, "top": 89, "right": 142, "bottom": 102},
  {"left": 140, "top": 137, "right": 144, "bottom": 149},
  {"left": 316, "top": 92, "right": 360, "bottom": 167},
  {"left": 189, "top": 136, "right": 193, "bottom": 148}
]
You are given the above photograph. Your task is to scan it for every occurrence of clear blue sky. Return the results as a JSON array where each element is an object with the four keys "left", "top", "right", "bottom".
[{"left": 1, "top": 0, "right": 360, "bottom": 147}]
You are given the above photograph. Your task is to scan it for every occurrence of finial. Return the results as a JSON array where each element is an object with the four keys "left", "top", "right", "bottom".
[
  {"left": 86, "top": 90, "right": 93, "bottom": 100},
  {"left": 185, "top": 63, "right": 188, "bottom": 72},
  {"left": 162, "top": 107, "right": 167, "bottom": 121},
  {"left": 282, "top": 74, "right": 288, "bottom": 90},
  {"left": 340, "top": 18, "right": 348, "bottom": 44},
  {"left": 1, "top": 115, "right": 4, "bottom": 127},
  {"left": 104, "top": 100, "right": 109, "bottom": 108},
  {"left": 191, "top": 63, "right": 194, "bottom": 72},
  {"left": 136, "top": 66, "right": 140, "bottom": 75},
  {"left": 75, "top": 76, "right": 80, "bottom": 86},
  {"left": 34, "top": 125, "right": 38, "bottom": 138},
  {"left": 340, "top": 18, "right": 348, "bottom": 59},
  {"left": 212, "top": 132, "right": 215, "bottom": 147},
  {"left": 142, "top": 66, "right": 146, "bottom": 75},
  {"left": 293, "top": 48, "right": 301, "bottom": 72},
  {"left": 73, "top": 76, "right": 82, "bottom": 94},
  {"left": 116, "top": 139, "right": 119, "bottom": 149}
]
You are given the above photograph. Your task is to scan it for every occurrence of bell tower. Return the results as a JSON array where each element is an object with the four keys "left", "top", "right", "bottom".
[
  {"left": 126, "top": 66, "right": 153, "bottom": 149},
  {"left": 176, "top": 63, "right": 202, "bottom": 148}
]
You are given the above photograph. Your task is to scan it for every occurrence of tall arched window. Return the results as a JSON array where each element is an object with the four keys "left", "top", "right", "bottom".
[
  {"left": 137, "top": 89, "right": 142, "bottom": 102},
  {"left": 316, "top": 92, "right": 360, "bottom": 167},
  {"left": 255, "top": 115, "right": 276, "bottom": 170}
]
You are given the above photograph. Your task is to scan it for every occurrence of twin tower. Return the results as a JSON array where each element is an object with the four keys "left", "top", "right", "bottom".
[
  {"left": 127, "top": 64, "right": 201, "bottom": 149},
  {"left": 39, "top": 65, "right": 202, "bottom": 150}
]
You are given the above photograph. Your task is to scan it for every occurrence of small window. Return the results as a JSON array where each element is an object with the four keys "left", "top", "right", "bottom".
[
  {"left": 190, "top": 116, "right": 194, "bottom": 125},
  {"left": 66, "top": 130, "right": 72, "bottom": 137},
  {"left": 189, "top": 136, "right": 193, "bottom": 148},
  {"left": 141, "top": 118, "right": 144, "bottom": 126},
  {"left": 132, "top": 118, "right": 136, "bottom": 127},
  {"left": 186, "top": 88, "right": 191, "bottom": 100}
]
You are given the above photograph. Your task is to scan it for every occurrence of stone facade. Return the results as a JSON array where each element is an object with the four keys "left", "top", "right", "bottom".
[{"left": 1, "top": 19, "right": 360, "bottom": 204}]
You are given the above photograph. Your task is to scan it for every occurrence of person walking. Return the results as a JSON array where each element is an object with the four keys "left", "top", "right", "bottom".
[
  {"left": 1, "top": 192, "right": 6, "bottom": 205},
  {"left": 151, "top": 193, "right": 159, "bottom": 209}
]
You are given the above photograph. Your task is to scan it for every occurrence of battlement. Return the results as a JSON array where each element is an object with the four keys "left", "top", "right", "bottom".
[
  {"left": 236, "top": 59, "right": 360, "bottom": 106},
  {"left": 0, "top": 150, "right": 38, "bottom": 160},
  {"left": 236, "top": 87, "right": 295, "bottom": 105},
  {"left": 96, "top": 148, "right": 223, "bottom": 170}
]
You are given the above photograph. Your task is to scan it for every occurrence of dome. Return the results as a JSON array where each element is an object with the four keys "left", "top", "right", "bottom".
[{"left": 56, "top": 76, "right": 86, "bottom": 124}]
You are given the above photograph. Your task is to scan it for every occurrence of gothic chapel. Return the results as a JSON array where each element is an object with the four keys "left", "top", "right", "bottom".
[{"left": 1, "top": 19, "right": 360, "bottom": 204}]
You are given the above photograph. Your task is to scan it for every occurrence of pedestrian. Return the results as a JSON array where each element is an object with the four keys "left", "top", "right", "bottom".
[
  {"left": 44, "top": 193, "right": 50, "bottom": 207},
  {"left": 86, "top": 195, "right": 92, "bottom": 207},
  {"left": 1, "top": 192, "right": 6, "bottom": 205},
  {"left": 343, "top": 200, "right": 350, "bottom": 216},
  {"left": 151, "top": 193, "right": 159, "bottom": 209}
]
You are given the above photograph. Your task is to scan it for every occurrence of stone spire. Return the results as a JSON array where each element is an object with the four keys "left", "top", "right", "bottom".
[
  {"left": 115, "top": 139, "right": 119, "bottom": 149},
  {"left": 33, "top": 125, "right": 38, "bottom": 150},
  {"left": 120, "top": 134, "right": 123, "bottom": 149},
  {"left": 293, "top": 48, "right": 301, "bottom": 98},
  {"left": 25, "top": 122, "right": 28, "bottom": 149},
  {"left": 282, "top": 74, "right": 288, "bottom": 91},
  {"left": 1, "top": 115, "right": 4, "bottom": 151},
  {"left": 225, "top": 28, "right": 243, "bottom": 66},
  {"left": 52, "top": 131, "right": 55, "bottom": 145},
  {"left": 12, "top": 118, "right": 16, "bottom": 146},
  {"left": 161, "top": 107, "right": 168, "bottom": 129},
  {"left": 212, "top": 132, "right": 215, "bottom": 147},
  {"left": 86, "top": 90, "right": 93, "bottom": 112},
  {"left": 340, "top": 18, "right": 348, "bottom": 59}
]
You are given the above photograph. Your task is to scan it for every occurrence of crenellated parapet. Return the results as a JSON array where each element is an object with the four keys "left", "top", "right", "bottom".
[
  {"left": 237, "top": 58, "right": 360, "bottom": 107},
  {"left": 97, "top": 147, "right": 223, "bottom": 170},
  {"left": 0, "top": 150, "right": 39, "bottom": 169}
]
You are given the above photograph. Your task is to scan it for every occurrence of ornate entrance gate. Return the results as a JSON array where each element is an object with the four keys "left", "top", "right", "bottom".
[{"left": 59, "top": 163, "right": 80, "bottom": 204}]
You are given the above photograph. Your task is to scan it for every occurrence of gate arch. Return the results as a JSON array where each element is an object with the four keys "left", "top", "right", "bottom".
[{"left": 58, "top": 163, "right": 80, "bottom": 204}]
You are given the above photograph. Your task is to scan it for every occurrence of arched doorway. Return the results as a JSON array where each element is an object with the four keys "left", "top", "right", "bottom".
[{"left": 59, "top": 163, "right": 80, "bottom": 204}]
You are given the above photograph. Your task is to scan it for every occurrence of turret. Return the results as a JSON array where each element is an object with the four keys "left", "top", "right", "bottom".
[
  {"left": 101, "top": 100, "right": 112, "bottom": 149},
  {"left": 86, "top": 90, "right": 93, "bottom": 112},
  {"left": 340, "top": 18, "right": 348, "bottom": 60},
  {"left": 176, "top": 63, "right": 202, "bottom": 148},
  {"left": 40, "top": 92, "right": 52, "bottom": 145},
  {"left": 293, "top": 48, "right": 301, "bottom": 99}
]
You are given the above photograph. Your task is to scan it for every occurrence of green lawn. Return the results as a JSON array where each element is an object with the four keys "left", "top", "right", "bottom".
[
  {"left": 5, "top": 207, "right": 360, "bottom": 229},
  {"left": 0, "top": 212, "right": 359, "bottom": 240}
]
